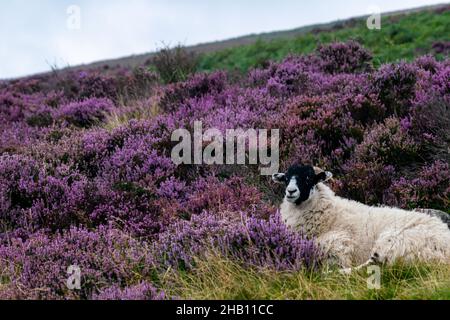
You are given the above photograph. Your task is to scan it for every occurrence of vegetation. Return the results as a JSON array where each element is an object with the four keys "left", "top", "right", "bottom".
[
  {"left": 164, "top": 255, "right": 450, "bottom": 300},
  {"left": 198, "top": 9, "right": 450, "bottom": 72},
  {"left": 151, "top": 44, "right": 199, "bottom": 84},
  {"left": 0, "top": 6, "right": 449, "bottom": 300}
]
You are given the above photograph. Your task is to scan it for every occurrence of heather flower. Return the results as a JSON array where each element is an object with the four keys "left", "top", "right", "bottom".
[
  {"left": 409, "top": 96, "right": 450, "bottom": 161},
  {"left": 0, "top": 122, "right": 50, "bottom": 153},
  {"left": 0, "top": 154, "right": 92, "bottom": 234},
  {"left": 432, "top": 41, "right": 450, "bottom": 55},
  {"left": 372, "top": 62, "right": 418, "bottom": 116},
  {"left": 93, "top": 282, "right": 166, "bottom": 300},
  {"left": 414, "top": 55, "right": 440, "bottom": 73},
  {"left": 317, "top": 41, "right": 373, "bottom": 74},
  {"left": 61, "top": 70, "right": 122, "bottom": 100},
  {"left": 58, "top": 98, "right": 114, "bottom": 128},
  {"left": 355, "top": 117, "right": 419, "bottom": 166},
  {"left": 182, "top": 176, "right": 275, "bottom": 219},
  {"left": 0, "top": 42, "right": 448, "bottom": 300},
  {"left": 337, "top": 160, "right": 396, "bottom": 205},
  {"left": 0, "top": 226, "right": 154, "bottom": 300},
  {"left": 155, "top": 212, "right": 322, "bottom": 271},
  {"left": 160, "top": 71, "right": 227, "bottom": 112},
  {"left": 385, "top": 161, "right": 450, "bottom": 211}
]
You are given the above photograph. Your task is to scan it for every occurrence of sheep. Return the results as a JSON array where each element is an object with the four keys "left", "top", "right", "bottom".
[
  {"left": 272, "top": 164, "right": 450, "bottom": 273},
  {"left": 414, "top": 208, "right": 450, "bottom": 228}
]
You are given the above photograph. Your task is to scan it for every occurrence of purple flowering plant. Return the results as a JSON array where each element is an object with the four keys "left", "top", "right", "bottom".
[{"left": 0, "top": 41, "right": 448, "bottom": 299}]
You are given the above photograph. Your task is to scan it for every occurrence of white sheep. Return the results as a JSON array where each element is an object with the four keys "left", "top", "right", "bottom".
[{"left": 272, "top": 165, "right": 450, "bottom": 272}]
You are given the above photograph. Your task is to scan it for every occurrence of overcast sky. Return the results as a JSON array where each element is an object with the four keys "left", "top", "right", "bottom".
[{"left": 0, "top": 0, "right": 446, "bottom": 78}]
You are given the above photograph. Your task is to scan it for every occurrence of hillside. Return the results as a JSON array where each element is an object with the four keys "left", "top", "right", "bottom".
[
  {"left": 0, "top": 4, "right": 449, "bottom": 300},
  {"left": 67, "top": 3, "right": 450, "bottom": 74},
  {"left": 198, "top": 4, "right": 450, "bottom": 72}
]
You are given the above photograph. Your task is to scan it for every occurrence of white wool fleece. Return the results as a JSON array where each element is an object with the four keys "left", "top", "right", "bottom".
[{"left": 280, "top": 183, "right": 450, "bottom": 267}]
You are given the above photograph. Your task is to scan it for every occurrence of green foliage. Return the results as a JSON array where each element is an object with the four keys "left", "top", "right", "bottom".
[{"left": 198, "top": 10, "right": 450, "bottom": 73}]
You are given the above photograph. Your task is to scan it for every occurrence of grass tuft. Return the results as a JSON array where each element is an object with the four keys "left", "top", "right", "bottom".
[{"left": 161, "top": 254, "right": 450, "bottom": 300}]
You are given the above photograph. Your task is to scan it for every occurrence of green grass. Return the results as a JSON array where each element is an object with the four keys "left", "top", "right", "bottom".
[
  {"left": 161, "top": 254, "right": 450, "bottom": 300},
  {"left": 198, "top": 10, "right": 450, "bottom": 73}
]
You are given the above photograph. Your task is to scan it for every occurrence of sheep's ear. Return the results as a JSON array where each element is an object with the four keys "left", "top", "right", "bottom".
[
  {"left": 313, "top": 166, "right": 324, "bottom": 175},
  {"left": 272, "top": 173, "right": 286, "bottom": 183},
  {"left": 315, "top": 171, "right": 333, "bottom": 183}
]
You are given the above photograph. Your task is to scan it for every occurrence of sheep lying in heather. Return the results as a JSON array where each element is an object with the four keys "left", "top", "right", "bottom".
[{"left": 272, "top": 165, "right": 450, "bottom": 272}]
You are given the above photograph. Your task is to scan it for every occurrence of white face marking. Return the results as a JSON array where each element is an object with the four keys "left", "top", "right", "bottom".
[{"left": 285, "top": 176, "right": 300, "bottom": 203}]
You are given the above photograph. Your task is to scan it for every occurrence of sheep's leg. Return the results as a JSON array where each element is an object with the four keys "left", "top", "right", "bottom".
[
  {"left": 339, "top": 254, "right": 380, "bottom": 275},
  {"left": 371, "top": 228, "right": 421, "bottom": 266}
]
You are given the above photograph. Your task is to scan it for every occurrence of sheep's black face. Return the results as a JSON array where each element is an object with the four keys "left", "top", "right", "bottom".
[{"left": 272, "top": 165, "right": 332, "bottom": 205}]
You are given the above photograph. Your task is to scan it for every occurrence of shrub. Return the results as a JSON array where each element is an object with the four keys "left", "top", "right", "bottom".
[
  {"left": 155, "top": 212, "right": 322, "bottom": 271},
  {"left": 317, "top": 41, "right": 373, "bottom": 74},
  {"left": 0, "top": 226, "right": 154, "bottom": 300},
  {"left": 0, "top": 154, "right": 91, "bottom": 235},
  {"left": 262, "top": 57, "right": 311, "bottom": 96},
  {"left": 181, "top": 176, "right": 275, "bottom": 219},
  {"left": 59, "top": 98, "right": 114, "bottom": 128},
  {"left": 337, "top": 160, "right": 396, "bottom": 205},
  {"left": 385, "top": 161, "right": 450, "bottom": 211},
  {"left": 355, "top": 117, "right": 419, "bottom": 167},
  {"left": 160, "top": 71, "right": 227, "bottom": 112},
  {"left": 372, "top": 62, "right": 418, "bottom": 117},
  {"left": 25, "top": 106, "right": 54, "bottom": 128},
  {"left": 152, "top": 44, "right": 199, "bottom": 84},
  {"left": 0, "top": 41, "right": 449, "bottom": 300}
]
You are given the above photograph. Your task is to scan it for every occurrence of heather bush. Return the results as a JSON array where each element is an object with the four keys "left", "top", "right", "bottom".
[
  {"left": 385, "top": 161, "right": 450, "bottom": 212},
  {"left": 317, "top": 41, "right": 373, "bottom": 74},
  {"left": 59, "top": 98, "right": 114, "bottom": 128},
  {"left": 0, "top": 122, "right": 49, "bottom": 154},
  {"left": 273, "top": 94, "right": 364, "bottom": 166},
  {"left": 155, "top": 212, "right": 322, "bottom": 271},
  {"left": 73, "top": 71, "right": 120, "bottom": 100},
  {"left": 25, "top": 105, "right": 55, "bottom": 127},
  {"left": 160, "top": 71, "right": 227, "bottom": 112},
  {"left": 181, "top": 176, "right": 275, "bottom": 219},
  {"left": 0, "top": 226, "right": 154, "bottom": 300},
  {"left": 0, "top": 41, "right": 449, "bottom": 300},
  {"left": 337, "top": 160, "right": 396, "bottom": 205},
  {"left": 0, "top": 154, "right": 91, "bottom": 235},
  {"left": 432, "top": 41, "right": 450, "bottom": 55},
  {"left": 51, "top": 70, "right": 123, "bottom": 101},
  {"left": 151, "top": 44, "right": 199, "bottom": 84},
  {"left": 255, "top": 56, "right": 311, "bottom": 96},
  {"left": 0, "top": 90, "right": 63, "bottom": 123},
  {"left": 85, "top": 132, "right": 179, "bottom": 236},
  {"left": 372, "top": 62, "right": 418, "bottom": 117},
  {"left": 355, "top": 117, "right": 419, "bottom": 167},
  {"left": 409, "top": 97, "right": 450, "bottom": 164}
]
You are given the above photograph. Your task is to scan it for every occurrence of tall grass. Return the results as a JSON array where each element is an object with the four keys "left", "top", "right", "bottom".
[{"left": 162, "top": 254, "right": 450, "bottom": 300}]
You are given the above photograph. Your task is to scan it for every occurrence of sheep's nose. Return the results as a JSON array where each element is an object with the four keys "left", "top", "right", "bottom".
[{"left": 287, "top": 189, "right": 296, "bottom": 195}]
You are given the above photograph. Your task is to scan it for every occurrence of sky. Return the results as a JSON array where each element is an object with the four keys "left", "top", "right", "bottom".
[{"left": 0, "top": 0, "right": 446, "bottom": 79}]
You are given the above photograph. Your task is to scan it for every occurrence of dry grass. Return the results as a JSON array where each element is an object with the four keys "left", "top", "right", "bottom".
[
  {"left": 161, "top": 254, "right": 450, "bottom": 300},
  {"left": 104, "top": 93, "right": 162, "bottom": 131}
]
